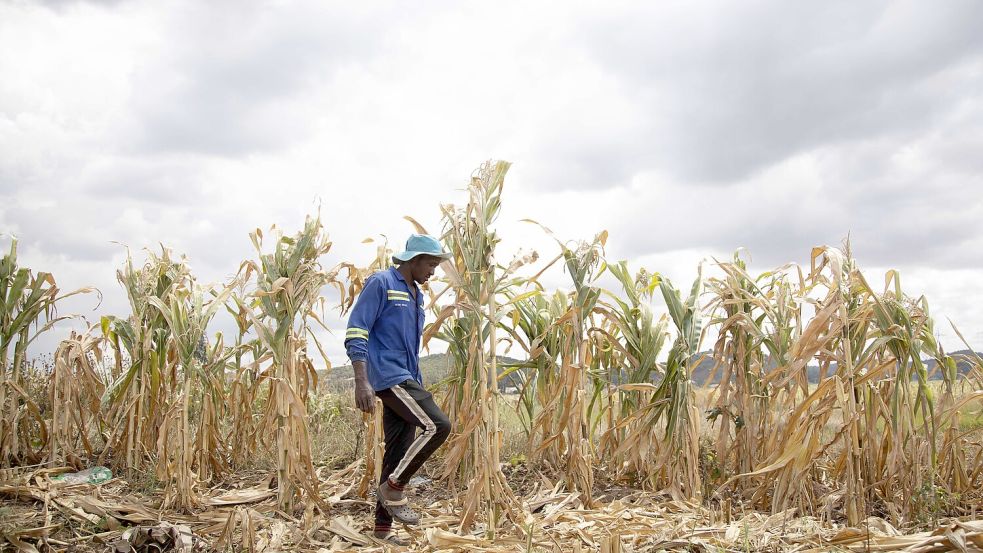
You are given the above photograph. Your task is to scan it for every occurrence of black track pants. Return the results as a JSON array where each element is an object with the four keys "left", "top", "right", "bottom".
[{"left": 373, "top": 379, "right": 451, "bottom": 531}]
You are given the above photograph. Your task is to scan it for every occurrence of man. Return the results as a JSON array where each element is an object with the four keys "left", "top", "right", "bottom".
[{"left": 344, "top": 233, "right": 453, "bottom": 545}]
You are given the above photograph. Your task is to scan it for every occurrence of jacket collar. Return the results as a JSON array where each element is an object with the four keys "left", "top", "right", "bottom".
[
  {"left": 389, "top": 266, "right": 418, "bottom": 290},
  {"left": 389, "top": 266, "right": 422, "bottom": 301}
]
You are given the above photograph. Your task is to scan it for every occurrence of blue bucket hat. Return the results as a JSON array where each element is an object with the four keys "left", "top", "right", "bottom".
[{"left": 393, "top": 233, "right": 452, "bottom": 262}]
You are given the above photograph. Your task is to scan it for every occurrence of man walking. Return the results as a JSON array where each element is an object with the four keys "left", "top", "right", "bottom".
[{"left": 344, "top": 233, "right": 453, "bottom": 545}]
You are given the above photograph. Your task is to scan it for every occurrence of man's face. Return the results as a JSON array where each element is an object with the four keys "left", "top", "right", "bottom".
[{"left": 409, "top": 255, "right": 443, "bottom": 285}]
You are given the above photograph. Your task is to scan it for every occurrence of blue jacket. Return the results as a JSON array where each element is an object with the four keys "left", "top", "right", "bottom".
[{"left": 345, "top": 267, "right": 425, "bottom": 391}]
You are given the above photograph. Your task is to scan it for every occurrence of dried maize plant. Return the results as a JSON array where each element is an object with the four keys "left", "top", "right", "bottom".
[
  {"left": 724, "top": 247, "right": 973, "bottom": 525},
  {"left": 356, "top": 402, "right": 384, "bottom": 498},
  {"left": 149, "top": 280, "right": 235, "bottom": 510},
  {"left": 0, "top": 238, "right": 93, "bottom": 466},
  {"left": 725, "top": 246, "right": 870, "bottom": 519},
  {"left": 101, "top": 247, "right": 189, "bottom": 475},
  {"left": 499, "top": 290, "right": 565, "bottom": 439},
  {"left": 49, "top": 327, "right": 106, "bottom": 466},
  {"left": 941, "top": 338, "right": 983, "bottom": 507},
  {"left": 241, "top": 215, "right": 332, "bottom": 512},
  {"left": 703, "top": 254, "right": 804, "bottom": 484},
  {"left": 931, "top": 333, "right": 982, "bottom": 508},
  {"left": 806, "top": 256, "right": 940, "bottom": 524},
  {"left": 858, "top": 269, "right": 956, "bottom": 521},
  {"left": 585, "top": 314, "right": 623, "bottom": 452},
  {"left": 433, "top": 160, "right": 523, "bottom": 534},
  {"left": 582, "top": 285, "right": 624, "bottom": 447},
  {"left": 594, "top": 262, "right": 670, "bottom": 484},
  {"left": 588, "top": 269, "right": 703, "bottom": 499},
  {"left": 225, "top": 272, "right": 264, "bottom": 468},
  {"left": 624, "top": 272, "right": 705, "bottom": 500},
  {"left": 523, "top": 231, "right": 607, "bottom": 504}
]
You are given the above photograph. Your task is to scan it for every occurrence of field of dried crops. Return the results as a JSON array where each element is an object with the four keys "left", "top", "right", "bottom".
[{"left": 2, "top": 160, "right": 982, "bottom": 552}]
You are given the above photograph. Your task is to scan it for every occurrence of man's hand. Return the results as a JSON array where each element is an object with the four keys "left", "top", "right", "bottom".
[
  {"left": 353, "top": 361, "right": 375, "bottom": 413},
  {"left": 355, "top": 381, "right": 375, "bottom": 413}
]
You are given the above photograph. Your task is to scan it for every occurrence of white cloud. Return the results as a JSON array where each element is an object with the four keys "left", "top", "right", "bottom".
[{"left": 1, "top": 0, "right": 981, "bottom": 362}]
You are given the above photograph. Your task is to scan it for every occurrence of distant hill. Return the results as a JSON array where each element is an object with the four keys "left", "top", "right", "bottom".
[
  {"left": 923, "top": 350, "right": 980, "bottom": 379},
  {"left": 320, "top": 350, "right": 979, "bottom": 393},
  {"left": 320, "top": 353, "right": 524, "bottom": 393},
  {"left": 688, "top": 354, "right": 809, "bottom": 386},
  {"left": 689, "top": 349, "right": 980, "bottom": 386}
]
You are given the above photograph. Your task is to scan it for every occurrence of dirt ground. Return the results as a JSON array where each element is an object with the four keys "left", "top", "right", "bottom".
[{"left": 3, "top": 461, "right": 983, "bottom": 553}]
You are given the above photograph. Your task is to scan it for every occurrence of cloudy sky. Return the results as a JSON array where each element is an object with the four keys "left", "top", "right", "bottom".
[{"left": 2, "top": 0, "right": 982, "bottom": 363}]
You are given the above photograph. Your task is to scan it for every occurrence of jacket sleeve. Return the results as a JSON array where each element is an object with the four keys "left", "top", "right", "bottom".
[{"left": 344, "top": 275, "right": 385, "bottom": 362}]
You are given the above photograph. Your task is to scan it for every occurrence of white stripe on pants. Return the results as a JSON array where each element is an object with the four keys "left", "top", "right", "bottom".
[{"left": 390, "top": 385, "right": 437, "bottom": 482}]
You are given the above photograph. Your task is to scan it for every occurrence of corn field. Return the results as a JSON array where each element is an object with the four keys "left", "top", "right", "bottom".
[{"left": 1, "top": 161, "right": 982, "bottom": 551}]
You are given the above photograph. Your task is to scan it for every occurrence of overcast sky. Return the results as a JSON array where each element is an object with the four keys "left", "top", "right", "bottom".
[{"left": 2, "top": 0, "right": 982, "bottom": 364}]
